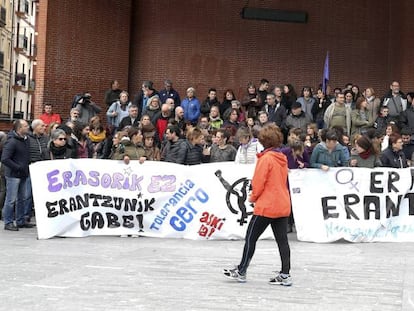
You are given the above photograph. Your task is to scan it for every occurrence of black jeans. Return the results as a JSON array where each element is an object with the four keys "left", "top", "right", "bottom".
[{"left": 238, "top": 215, "right": 290, "bottom": 275}]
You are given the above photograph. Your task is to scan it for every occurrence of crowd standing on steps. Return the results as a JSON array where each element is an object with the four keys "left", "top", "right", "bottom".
[{"left": 2, "top": 79, "right": 414, "bottom": 242}]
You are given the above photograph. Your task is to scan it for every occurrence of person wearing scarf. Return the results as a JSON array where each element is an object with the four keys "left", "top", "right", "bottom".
[
  {"left": 349, "top": 135, "right": 380, "bottom": 168},
  {"left": 44, "top": 128, "right": 75, "bottom": 160}
]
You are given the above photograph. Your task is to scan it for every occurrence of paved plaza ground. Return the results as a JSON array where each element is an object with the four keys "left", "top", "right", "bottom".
[{"left": 0, "top": 227, "right": 413, "bottom": 311}]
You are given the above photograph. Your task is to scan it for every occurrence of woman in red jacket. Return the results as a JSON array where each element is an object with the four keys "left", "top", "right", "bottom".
[{"left": 223, "top": 123, "right": 292, "bottom": 286}]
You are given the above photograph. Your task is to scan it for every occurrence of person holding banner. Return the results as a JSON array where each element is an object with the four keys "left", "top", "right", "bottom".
[
  {"left": 349, "top": 135, "right": 380, "bottom": 168},
  {"left": 234, "top": 127, "right": 262, "bottom": 164},
  {"left": 113, "top": 127, "right": 146, "bottom": 165},
  {"left": 310, "top": 129, "right": 348, "bottom": 170},
  {"left": 223, "top": 123, "right": 292, "bottom": 286}
]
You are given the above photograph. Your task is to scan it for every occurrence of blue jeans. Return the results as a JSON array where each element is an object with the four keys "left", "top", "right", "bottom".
[{"left": 2, "top": 176, "right": 30, "bottom": 226}]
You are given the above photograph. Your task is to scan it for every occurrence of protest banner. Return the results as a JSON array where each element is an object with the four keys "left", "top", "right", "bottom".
[
  {"left": 289, "top": 167, "right": 414, "bottom": 242},
  {"left": 30, "top": 159, "right": 271, "bottom": 240},
  {"left": 31, "top": 160, "right": 414, "bottom": 242}
]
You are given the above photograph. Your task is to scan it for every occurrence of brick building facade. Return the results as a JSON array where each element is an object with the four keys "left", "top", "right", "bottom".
[{"left": 16, "top": 0, "right": 413, "bottom": 131}]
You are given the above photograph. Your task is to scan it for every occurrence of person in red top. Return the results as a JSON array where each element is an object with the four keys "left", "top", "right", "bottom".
[
  {"left": 223, "top": 123, "right": 293, "bottom": 286},
  {"left": 39, "top": 103, "right": 62, "bottom": 127}
]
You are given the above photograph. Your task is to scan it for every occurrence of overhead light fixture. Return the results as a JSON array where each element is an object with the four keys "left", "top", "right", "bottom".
[{"left": 241, "top": 7, "right": 308, "bottom": 23}]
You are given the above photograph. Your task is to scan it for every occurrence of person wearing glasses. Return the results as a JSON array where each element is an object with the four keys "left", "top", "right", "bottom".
[{"left": 43, "top": 129, "right": 75, "bottom": 160}]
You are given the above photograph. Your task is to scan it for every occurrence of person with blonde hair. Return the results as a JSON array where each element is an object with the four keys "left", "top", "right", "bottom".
[{"left": 106, "top": 90, "right": 131, "bottom": 130}]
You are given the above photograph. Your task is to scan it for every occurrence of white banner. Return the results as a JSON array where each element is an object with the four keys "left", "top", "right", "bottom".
[
  {"left": 31, "top": 159, "right": 275, "bottom": 240},
  {"left": 289, "top": 167, "right": 414, "bottom": 242},
  {"left": 31, "top": 160, "right": 414, "bottom": 242}
]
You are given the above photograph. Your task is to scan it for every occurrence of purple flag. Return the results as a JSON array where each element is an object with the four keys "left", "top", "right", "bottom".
[{"left": 322, "top": 52, "right": 329, "bottom": 94}]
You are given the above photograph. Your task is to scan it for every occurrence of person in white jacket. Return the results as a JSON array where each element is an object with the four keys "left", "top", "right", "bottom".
[{"left": 234, "top": 127, "right": 263, "bottom": 164}]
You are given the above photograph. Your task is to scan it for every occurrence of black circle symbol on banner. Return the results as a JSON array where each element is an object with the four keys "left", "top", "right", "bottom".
[
  {"left": 335, "top": 168, "right": 359, "bottom": 191},
  {"left": 214, "top": 169, "right": 253, "bottom": 226}
]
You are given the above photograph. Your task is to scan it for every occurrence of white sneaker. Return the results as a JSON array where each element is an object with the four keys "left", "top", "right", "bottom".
[{"left": 269, "top": 273, "right": 292, "bottom": 286}]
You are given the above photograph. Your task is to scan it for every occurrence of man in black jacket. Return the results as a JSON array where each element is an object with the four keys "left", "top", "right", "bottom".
[
  {"left": 118, "top": 104, "right": 140, "bottom": 130},
  {"left": 1, "top": 119, "right": 34, "bottom": 231},
  {"left": 160, "top": 125, "right": 187, "bottom": 164},
  {"left": 265, "top": 93, "right": 287, "bottom": 129},
  {"left": 25, "top": 119, "right": 49, "bottom": 223}
]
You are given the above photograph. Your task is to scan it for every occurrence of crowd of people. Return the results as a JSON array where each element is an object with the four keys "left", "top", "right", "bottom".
[
  {"left": 1, "top": 77, "right": 414, "bottom": 286},
  {"left": 0, "top": 78, "right": 413, "bottom": 233}
]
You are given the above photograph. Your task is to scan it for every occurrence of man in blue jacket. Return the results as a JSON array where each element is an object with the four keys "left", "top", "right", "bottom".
[{"left": 1, "top": 119, "right": 33, "bottom": 231}]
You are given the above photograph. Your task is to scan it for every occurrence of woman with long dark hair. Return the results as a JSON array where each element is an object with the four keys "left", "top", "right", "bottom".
[
  {"left": 283, "top": 83, "right": 297, "bottom": 113},
  {"left": 220, "top": 89, "right": 236, "bottom": 117},
  {"left": 312, "top": 88, "right": 331, "bottom": 129}
]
